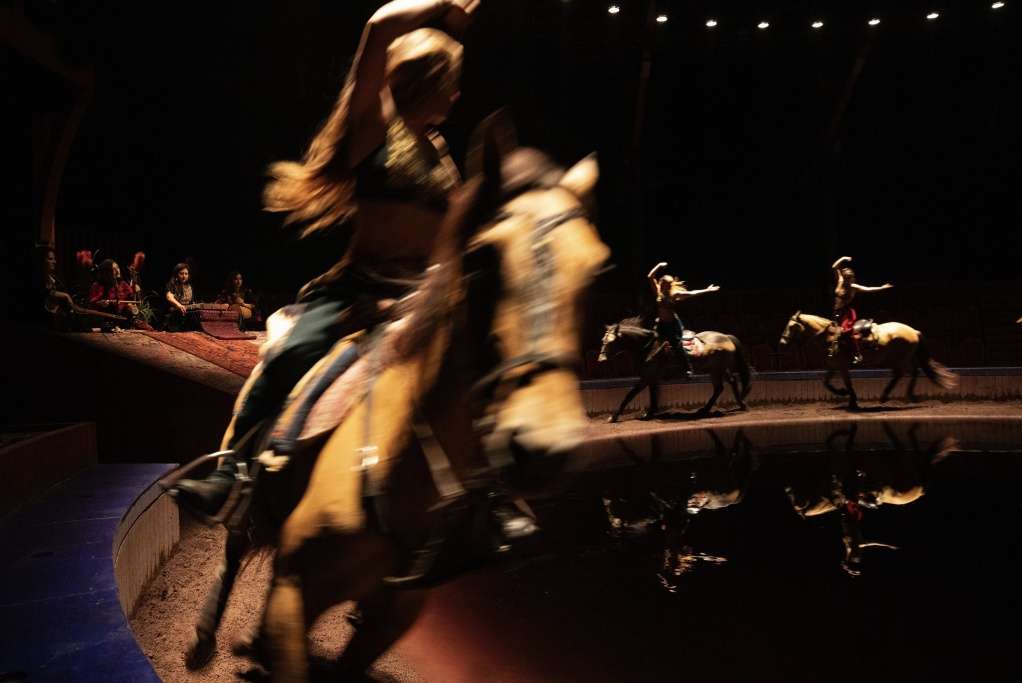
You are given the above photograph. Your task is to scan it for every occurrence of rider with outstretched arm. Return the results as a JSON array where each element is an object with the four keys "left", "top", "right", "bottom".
[
  {"left": 647, "top": 261, "right": 720, "bottom": 377},
  {"left": 830, "top": 256, "right": 893, "bottom": 364}
]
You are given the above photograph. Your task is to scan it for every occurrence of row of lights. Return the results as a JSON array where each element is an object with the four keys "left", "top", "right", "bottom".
[{"left": 607, "top": 2, "right": 1007, "bottom": 26}]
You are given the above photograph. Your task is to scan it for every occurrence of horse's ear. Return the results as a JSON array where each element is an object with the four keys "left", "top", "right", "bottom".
[
  {"left": 794, "top": 310, "right": 802, "bottom": 319},
  {"left": 467, "top": 108, "right": 518, "bottom": 183},
  {"left": 560, "top": 153, "right": 599, "bottom": 203}
]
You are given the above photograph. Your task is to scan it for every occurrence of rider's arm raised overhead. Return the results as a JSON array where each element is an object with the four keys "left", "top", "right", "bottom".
[
  {"left": 345, "top": 1, "right": 476, "bottom": 162},
  {"left": 647, "top": 261, "right": 667, "bottom": 297},
  {"left": 831, "top": 256, "right": 852, "bottom": 270}
]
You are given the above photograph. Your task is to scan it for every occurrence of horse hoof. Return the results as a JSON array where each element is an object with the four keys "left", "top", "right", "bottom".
[
  {"left": 237, "top": 664, "right": 271, "bottom": 682},
  {"left": 879, "top": 395, "right": 889, "bottom": 404},
  {"left": 639, "top": 411, "right": 654, "bottom": 421},
  {"left": 907, "top": 395, "right": 921, "bottom": 403},
  {"left": 185, "top": 631, "right": 216, "bottom": 671},
  {"left": 231, "top": 630, "right": 265, "bottom": 661},
  {"left": 737, "top": 404, "right": 748, "bottom": 412},
  {"left": 607, "top": 415, "right": 619, "bottom": 424}
]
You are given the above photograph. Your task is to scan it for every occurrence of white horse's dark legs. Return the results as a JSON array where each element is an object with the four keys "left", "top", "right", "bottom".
[
  {"left": 840, "top": 368, "right": 858, "bottom": 409},
  {"left": 823, "top": 369, "right": 848, "bottom": 396},
  {"left": 906, "top": 362, "right": 921, "bottom": 402},
  {"left": 698, "top": 375, "right": 724, "bottom": 414},
  {"left": 880, "top": 369, "right": 904, "bottom": 404},
  {"left": 726, "top": 371, "right": 747, "bottom": 410}
]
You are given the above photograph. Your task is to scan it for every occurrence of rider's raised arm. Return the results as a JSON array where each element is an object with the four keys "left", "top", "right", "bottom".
[
  {"left": 647, "top": 261, "right": 667, "bottom": 297},
  {"left": 685, "top": 284, "right": 721, "bottom": 298},
  {"left": 850, "top": 282, "right": 893, "bottom": 293},
  {"left": 832, "top": 256, "right": 852, "bottom": 271},
  {"left": 346, "top": 1, "right": 472, "bottom": 161}
]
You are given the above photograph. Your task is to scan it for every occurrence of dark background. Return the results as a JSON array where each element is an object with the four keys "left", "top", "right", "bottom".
[{"left": 6, "top": 0, "right": 1021, "bottom": 318}]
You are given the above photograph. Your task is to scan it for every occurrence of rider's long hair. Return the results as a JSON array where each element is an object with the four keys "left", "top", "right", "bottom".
[
  {"left": 837, "top": 266, "right": 856, "bottom": 286},
  {"left": 263, "top": 29, "right": 463, "bottom": 238}
]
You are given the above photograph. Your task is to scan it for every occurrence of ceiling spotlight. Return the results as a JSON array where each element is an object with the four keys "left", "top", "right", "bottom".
[
  {"left": 706, "top": 19, "right": 718, "bottom": 28},
  {"left": 926, "top": 12, "right": 940, "bottom": 20},
  {"left": 757, "top": 21, "right": 770, "bottom": 30},
  {"left": 992, "top": 2, "right": 1005, "bottom": 8},
  {"left": 868, "top": 17, "right": 881, "bottom": 26},
  {"left": 656, "top": 14, "right": 668, "bottom": 23},
  {"left": 811, "top": 20, "right": 824, "bottom": 29},
  {"left": 608, "top": 5, "right": 620, "bottom": 14}
]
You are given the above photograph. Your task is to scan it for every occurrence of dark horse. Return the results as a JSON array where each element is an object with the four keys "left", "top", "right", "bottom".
[{"left": 598, "top": 316, "right": 752, "bottom": 422}]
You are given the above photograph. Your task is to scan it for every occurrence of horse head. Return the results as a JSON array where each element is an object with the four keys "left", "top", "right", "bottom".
[
  {"left": 778, "top": 310, "right": 804, "bottom": 347},
  {"left": 456, "top": 111, "right": 610, "bottom": 465}
]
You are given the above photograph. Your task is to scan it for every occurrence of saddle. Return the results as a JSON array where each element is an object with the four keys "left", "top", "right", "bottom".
[
  {"left": 680, "top": 331, "right": 705, "bottom": 358},
  {"left": 266, "top": 319, "right": 407, "bottom": 460},
  {"left": 851, "top": 319, "right": 877, "bottom": 348}
]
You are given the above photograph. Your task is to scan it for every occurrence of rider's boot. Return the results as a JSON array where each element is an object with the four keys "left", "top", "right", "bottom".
[
  {"left": 675, "top": 342, "right": 695, "bottom": 378},
  {"left": 827, "top": 336, "right": 840, "bottom": 359},
  {"left": 172, "top": 454, "right": 239, "bottom": 517},
  {"left": 488, "top": 491, "right": 539, "bottom": 553}
]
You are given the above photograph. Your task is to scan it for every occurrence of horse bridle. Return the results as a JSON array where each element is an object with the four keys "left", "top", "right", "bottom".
[{"left": 469, "top": 205, "right": 589, "bottom": 402}]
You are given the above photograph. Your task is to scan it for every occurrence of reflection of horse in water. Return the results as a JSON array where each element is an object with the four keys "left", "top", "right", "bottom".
[
  {"left": 601, "top": 430, "right": 755, "bottom": 592},
  {"left": 176, "top": 127, "right": 609, "bottom": 679},
  {"left": 598, "top": 317, "right": 752, "bottom": 422},
  {"left": 784, "top": 422, "right": 958, "bottom": 576},
  {"left": 779, "top": 311, "right": 957, "bottom": 409}
]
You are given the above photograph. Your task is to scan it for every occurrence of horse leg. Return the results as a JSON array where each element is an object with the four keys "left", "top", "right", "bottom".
[
  {"left": 727, "top": 371, "right": 746, "bottom": 411},
  {"left": 879, "top": 369, "right": 903, "bottom": 404},
  {"left": 185, "top": 528, "right": 249, "bottom": 670},
  {"left": 840, "top": 369, "right": 858, "bottom": 409},
  {"left": 823, "top": 369, "right": 848, "bottom": 397},
  {"left": 906, "top": 363, "right": 920, "bottom": 402},
  {"left": 335, "top": 588, "right": 427, "bottom": 680},
  {"left": 610, "top": 381, "right": 646, "bottom": 423},
  {"left": 641, "top": 379, "right": 660, "bottom": 420},
  {"left": 697, "top": 374, "right": 724, "bottom": 415},
  {"left": 262, "top": 566, "right": 309, "bottom": 683}
]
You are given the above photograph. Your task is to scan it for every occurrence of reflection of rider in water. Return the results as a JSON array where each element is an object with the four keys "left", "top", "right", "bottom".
[
  {"left": 647, "top": 261, "right": 720, "bottom": 378},
  {"left": 830, "top": 256, "right": 893, "bottom": 365}
]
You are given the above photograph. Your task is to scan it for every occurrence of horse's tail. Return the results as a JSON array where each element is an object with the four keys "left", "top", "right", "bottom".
[
  {"left": 916, "top": 334, "right": 958, "bottom": 390},
  {"left": 729, "top": 335, "right": 753, "bottom": 400}
]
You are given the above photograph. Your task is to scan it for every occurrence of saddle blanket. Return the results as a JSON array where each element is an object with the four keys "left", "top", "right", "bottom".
[
  {"left": 269, "top": 317, "right": 410, "bottom": 456},
  {"left": 681, "top": 332, "right": 706, "bottom": 357}
]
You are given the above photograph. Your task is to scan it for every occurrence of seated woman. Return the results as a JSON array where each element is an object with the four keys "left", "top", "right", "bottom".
[
  {"left": 89, "top": 258, "right": 150, "bottom": 330},
  {"left": 215, "top": 271, "right": 260, "bottom": 330},
  {"left": 39, "top": 246, "right": 79, "bottom": 330},
  {"left": 163, "top": 263, "right": 202, "bottom": 331}
]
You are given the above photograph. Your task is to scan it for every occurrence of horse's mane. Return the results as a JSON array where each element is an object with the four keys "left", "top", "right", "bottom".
[
  {"left": 395, "top": 148, "right": 567, "bottom": 357},
  {"left": 619, "top": 315, "right": 646, "bottom": 329}
]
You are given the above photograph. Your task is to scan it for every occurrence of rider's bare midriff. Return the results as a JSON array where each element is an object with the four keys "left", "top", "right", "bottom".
[{"left": 346, "top": 200, "right": 446, "bottom": 276}]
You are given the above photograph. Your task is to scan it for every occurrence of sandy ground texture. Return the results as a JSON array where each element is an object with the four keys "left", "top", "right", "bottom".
[{"left": 130, "top": 399, "right": 1019, "bottom": 682}]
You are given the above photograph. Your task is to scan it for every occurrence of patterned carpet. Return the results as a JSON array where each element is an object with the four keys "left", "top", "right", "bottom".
[{"left": 140, "top": 331, "right": 260, "bottom": 377}]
